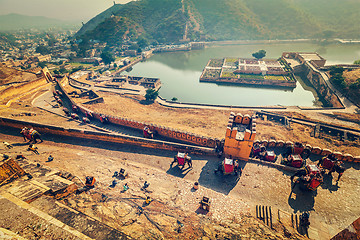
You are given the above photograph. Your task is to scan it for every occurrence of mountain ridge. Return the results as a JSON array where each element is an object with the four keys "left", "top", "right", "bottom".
[{"left": 76, "top": 0, "right": 360, "bottom": 44}]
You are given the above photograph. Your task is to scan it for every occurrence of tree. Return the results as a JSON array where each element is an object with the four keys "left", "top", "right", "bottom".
[
  {"left": 36, "top": 45, "right": 50, "bottom": 55},
  {"left": 329, "top": 66, "right": 346, "bottom": 89},
  {"left": 354, "top": 60, "right": 360, "bottom": 65},
  {"left": 329, "top": 66, "right": 344, "bottom": 75},
  {"left": 252, "top": 50, "right": 266, "bottom": 59},
  {"left": 321, "top": 30, "right": 335, "bottom": 40},
  {"left": 47, "top": 37, "right": 57, "bottom": 47},
  {"left": 75, "top": 38, "right": 91, "bottom": 57},
  {"left": 145, "top": 88, "right": 159, "bottom": 102},
  {"left": 349, "top": 79, "right": 360, "bottom": 90},
  {"left": 137, "top": 36, "right": 149, "bottom": 48},
  {"left": 38, "top": 61, "right": 47, "bottom": 68},
  {"left": 59, "top": 67, "right": 68, "bottom": 74},
  {"left": 129, "top": 43, "right": 139, "bottom": 50},
  {"left": 71, "top": 65, "right": 84, "bottom": 74},
  {"left": 171, "top": 97, "right": 178, "bottom": 102},
  {"left": 101, "top": 51, "right": 115, "bottom": 66}
]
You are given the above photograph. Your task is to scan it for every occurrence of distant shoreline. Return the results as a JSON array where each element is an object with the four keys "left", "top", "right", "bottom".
[{"left": 205, "top": 38, "right": 360, "bottom": 46}]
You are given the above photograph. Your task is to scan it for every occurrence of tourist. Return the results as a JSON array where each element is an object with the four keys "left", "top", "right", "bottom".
[
  {"left": 47, "top": 155, "right": 54, "bottom": 162},
  {"left": 28, "top": 144, "right": 39, "bottom": 154},
  {"left": 123, "top": 183, "right": 129, "bottom": 191},
  {"left": 3, "top": 142, "right": 13, "bottom": 149}
]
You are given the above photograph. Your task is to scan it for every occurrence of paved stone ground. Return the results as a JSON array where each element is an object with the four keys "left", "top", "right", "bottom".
[{"left": 1, "top": 129, "right": 359, "bottom": 239}]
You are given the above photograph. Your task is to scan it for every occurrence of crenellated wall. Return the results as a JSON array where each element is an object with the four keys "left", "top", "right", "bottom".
[
  {"left": 0, "top": 117, "right": 215, "bottom": 155},
  {"left": 254, "top": 139, "right": 360, "bottom": 163},
  {"left": 55, "top": 78, "right": 219, "bottom": 148}
]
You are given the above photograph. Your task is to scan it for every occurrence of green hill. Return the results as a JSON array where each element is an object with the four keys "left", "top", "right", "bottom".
[{"left": 76, "top": 0, "right": 360, "bottom": 45}]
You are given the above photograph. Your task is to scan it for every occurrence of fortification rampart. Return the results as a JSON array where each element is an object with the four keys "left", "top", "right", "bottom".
[
  {"left": 0, "top": 117, "right": 215, "bottom": 155},
  {"left": 282, "top": 52, "right": 344, "bottom": 108},
  {"left": 302, "top": 62, "right": 343, "bottom": 108},
  {"left": 55, "top": 78, "right": 219, "bottom": 148}
]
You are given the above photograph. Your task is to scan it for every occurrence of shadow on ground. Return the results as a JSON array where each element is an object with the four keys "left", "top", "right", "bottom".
[
  {"left": 288, "top": 184, "right": 316, "bottom": 213},
  {"left": 166, "top": 165, "right": 192, "bottom": 178},
  {"left": 197, "top": 157, "right": 242, "bottom": 195},
  {"left": 321, "top": 173, "right": 340, "bottom": 192}
]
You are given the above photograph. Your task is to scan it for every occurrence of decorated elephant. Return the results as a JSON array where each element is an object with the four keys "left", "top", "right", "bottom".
[{"left": 20, "top": 127, "right": 43, "bottom": 144}]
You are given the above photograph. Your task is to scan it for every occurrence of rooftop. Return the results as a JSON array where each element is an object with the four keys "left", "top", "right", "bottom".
[{"left": 299, "top": 53, "right": 323, "bottom": 61}]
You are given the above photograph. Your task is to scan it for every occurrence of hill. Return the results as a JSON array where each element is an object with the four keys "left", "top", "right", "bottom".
[
  {"left": 76, "top": 0, "right": 360, "bottom": 44},
  {"left": 0, "top": 13, "right": 79, "bottom": 31}
]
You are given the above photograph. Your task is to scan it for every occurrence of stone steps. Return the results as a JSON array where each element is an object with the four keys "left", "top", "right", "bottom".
[
  {"left": 0, "top": 227, "right": 28, "bottom": 240},
  {"left": 2, "top": 158, "right": 77, "bottom": 202},
  {"left": 0, "top": 193, "right": 93, "bottom": 240},
  {"left": 30, "top": 195, "right": 131, "bottom": 240}
]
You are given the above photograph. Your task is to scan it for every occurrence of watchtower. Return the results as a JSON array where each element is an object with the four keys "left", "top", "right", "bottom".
[{"left": 223, "top": 112, "right": 256, "bottom": 160}]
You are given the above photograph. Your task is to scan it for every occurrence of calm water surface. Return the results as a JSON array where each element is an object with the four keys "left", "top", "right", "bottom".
[{"left": 129, "top": 43, "right": 360, "bottom": 106}]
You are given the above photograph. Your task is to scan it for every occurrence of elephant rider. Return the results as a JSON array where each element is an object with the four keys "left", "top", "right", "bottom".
[
  {"left": 290, "top": 167, "right": 308, "bottom": 182},
  {"left": 143, "top": 126, "right": 153, "bottom": 138},
  {"left": 234, "top": 160, "right": 241, "bottom": 175},
  {"left": 334, "top": 162, "right": 345, "bottom": 182},
  {"left": 185, "top": 153, "right": 192, "bottom": 168},
  {"left": 145, "top": 196, "right": 152, "bottom": 205},
  {"left": 29, "top": 128, "right": 43, "bottom": 143},
  {"left": 21, "top": 127, "right": 30, "bottom": 141}
]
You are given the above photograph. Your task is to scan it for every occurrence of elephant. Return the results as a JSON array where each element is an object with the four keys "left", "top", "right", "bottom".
[{"left": 20, "top": 127, "right": 43, "bottom": 144}]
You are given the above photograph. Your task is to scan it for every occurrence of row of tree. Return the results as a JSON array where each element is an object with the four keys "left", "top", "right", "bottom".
[{"left": 329, "top": 66, "right": 360, "bottom": 90}]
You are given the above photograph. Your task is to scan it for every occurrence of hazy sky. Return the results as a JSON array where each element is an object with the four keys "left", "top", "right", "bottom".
[{"left": 0, "top": 0, "right": 133, "bottom": 21}]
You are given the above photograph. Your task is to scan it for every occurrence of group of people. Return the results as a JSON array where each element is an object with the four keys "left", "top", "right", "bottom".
[
  {"left": 290, "top": 153, "right": 346, "bottom": 191},
  {"left": 317, "top": 153, "right": 346, "bottom": 182},
  {"left": 110, "top": 171, "right": 152, "bottom": 205},
  {"left": 3, "top": 128, "right": 54, "bottom": 161},
  {"left": 250, "top": 142, "right": 267, "bottom": 158}
]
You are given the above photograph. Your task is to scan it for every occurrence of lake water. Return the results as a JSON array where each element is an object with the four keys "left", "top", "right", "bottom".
[{"left": 128, "top": 42, "right": 360, "bottom": 107}]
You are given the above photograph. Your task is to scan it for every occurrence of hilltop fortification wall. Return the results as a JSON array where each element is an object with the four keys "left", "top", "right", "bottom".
[
  {"left": 282, "top": 52, "right": 344, "bottom": 108},
  {"left": 301, "top": 62, "right": 343, "bottom": 108}
]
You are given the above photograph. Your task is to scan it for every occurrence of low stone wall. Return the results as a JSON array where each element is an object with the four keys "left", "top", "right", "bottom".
[
  {"left": 0, "top": 117, "right": 215, "bottom": 155},
  {"left": 157, "top": 96, "right": 287, "bottom": 110},
  {"left": 255, "top": 139, "right": 360, "bottom": 163},
  {"left": 56, "top": 79, "right": 219, "bottom": 148},
  {"left": 299, "top": 62, "right": 343, "bottom": 108},
  {"left": 199, "top": 77, "right": 296, "bottom": 88},
  {"left": 77, "top": 103, "right": 218, "bottom": 148},
  {"left": 331, "top": 216, "right": 360, "bottom": 240}
]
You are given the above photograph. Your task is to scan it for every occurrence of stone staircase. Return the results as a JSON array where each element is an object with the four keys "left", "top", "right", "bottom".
[
  {"left": 31, "top": 196, "right": 130, "bottom": 240},
  {"left": 0, "top": 158, "right": 131, "bottom": 239},
  {"left": 0, "top": 193, "right": 92, "bottom": 240}
]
